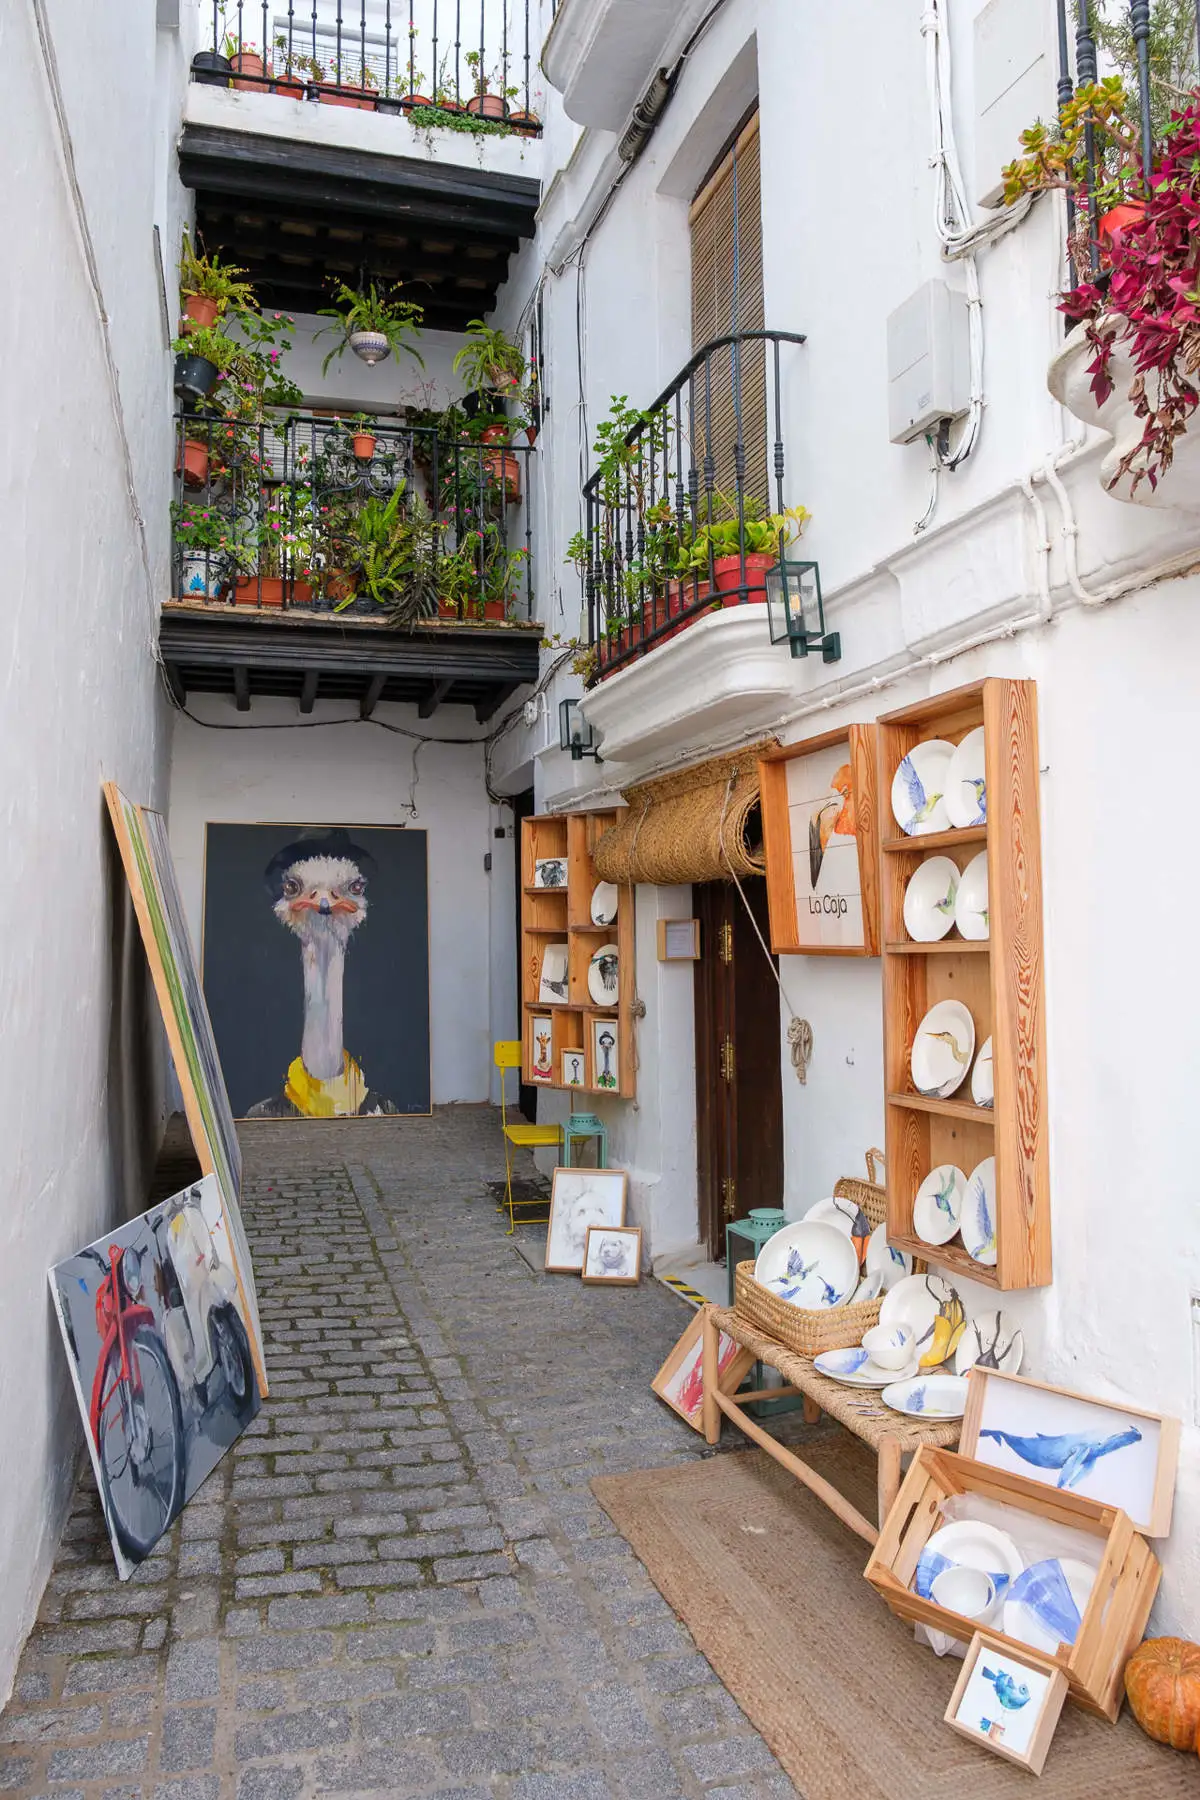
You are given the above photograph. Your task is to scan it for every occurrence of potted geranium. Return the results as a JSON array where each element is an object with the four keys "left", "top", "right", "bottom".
[
  {"left": 316, "top": 281, "right": 425, "bottom": 372},
  {"left": 223, "top": 33, "right": 269, "bottom": 90}
]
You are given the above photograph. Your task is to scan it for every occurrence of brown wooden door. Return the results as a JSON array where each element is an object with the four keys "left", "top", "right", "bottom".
[{"left": 694, "top": 879, "right": 784, "bottom": 1260}]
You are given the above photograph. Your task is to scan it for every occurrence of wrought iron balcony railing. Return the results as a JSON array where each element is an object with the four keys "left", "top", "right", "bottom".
[
  {"left": 194, "top": 1, "right": 542, "bottom": 131},
  {"left": 172, "top": 410, "right": 535, "bottom": 625},
  {"left": 580, "top": 330, "right": 807, "bottom": 678}
]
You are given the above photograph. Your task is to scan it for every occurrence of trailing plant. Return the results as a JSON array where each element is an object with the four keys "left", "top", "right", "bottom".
[
  {"left": 408, "top": 104, "right": 512, "bottom": 138},
  {"left": 315, "top": 281, "right": 425, "bottom": 376},
  {"left": 178, "top": 233, "right": 256, "bottom": 312},
  {"left": 172, "top": 325, "right": 241, "bottom": 373},
  {"left": 1002, "top": 76, "right": 1143, "bottom": 262},
  {"left": 452, "top": 321, "right": 526, "bottom": 398},
  {"left": 337, "top": 485, "right": 438, "bottom": 623}
]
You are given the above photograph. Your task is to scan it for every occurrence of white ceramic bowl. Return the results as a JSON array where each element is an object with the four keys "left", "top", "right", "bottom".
[
  {"left": 862, "top": 1322, "right": 915, "bottom": 1370},
  {"left": 754, "top": 1220, "right": 860, "bottom": 1310},
  {"left": 902, "top": 856, "right": 961, "bottom": 942},
  {"left": 945, "top": 726, "right": 987, "bottom": 828},
  {"left": 954, "top": 850, "right": 989, "bottom": 940},
  {"left": 912, "top": 1164, "right": 967, "bottom": 1246},
  {"left": 891, "top": 738, "right": 956, "bottom": 836},
  {"left": 930, "top": 1565, "right": 997, "bottom": 1624},
  {"left": 881, "top": 1372, "right": 970, "bottom": 1419},
  {"left": 910, "top": 999, "right": 975, "bottom": 1099}
]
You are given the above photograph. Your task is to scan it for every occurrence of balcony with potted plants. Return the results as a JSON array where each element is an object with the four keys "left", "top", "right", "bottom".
[{"left": 165, "top": 239, "right": 541, "bottom": 718}]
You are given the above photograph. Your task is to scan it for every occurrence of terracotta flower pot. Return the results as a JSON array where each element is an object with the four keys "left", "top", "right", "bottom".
[
  {"left": 176, "top": 439, "right": 210, "bottom": 487},
  {"left": 1098, "top": 201, "right": 1147, "bottom": 269},
  {"left": 230, "top": 52, "right": 268, "bottom": 91},
  {"left": 274, "top": 76, "right": 305, "bottom": 99},
  {"left": 712, "top": 550, "right": 775, "bottom": 601},
  {"left": 465, "top": 94, "right": 506, "bottom": 118},
  {"left": 483, "top": 597, "right": 506, "bottom": 621},
  {"left": 319, "top": 82, "right": 375, "bottom": 110},
  {"left": 183, "top": 294, "right": 220, "bottom": 331},
  {"left": 437, "top": 596, "right": 462, "bottom": 620},
  {"left": 507, "top": 110, "right": 540, "bottom": 133},
  {"left": 402, "top": 92, "right": 433, "bottom": 109},
  {"left": 324, "top": 569, "right": 354, "bottom": 605},
  {"left": 352, "top": 433, "right": 377, "bottom": 460},
  {"left": 289, "top": 581, "right": 314, "bottom": 607},
  {"left": 233, "top": 576, "right": 285, "bottom": 608},
  {"left": 484, "top": 447, "right": 521, "bottom": 503}
]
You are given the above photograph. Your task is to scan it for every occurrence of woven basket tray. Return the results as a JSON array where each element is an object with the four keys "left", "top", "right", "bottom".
[{"left": 733, "top": 1148, "right": 889, "bottom": 1358}]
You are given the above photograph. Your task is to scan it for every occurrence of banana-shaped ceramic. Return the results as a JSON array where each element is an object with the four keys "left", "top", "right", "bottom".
[{"left": 918, "top": 1290, "right": 966, "bottom": 1369}]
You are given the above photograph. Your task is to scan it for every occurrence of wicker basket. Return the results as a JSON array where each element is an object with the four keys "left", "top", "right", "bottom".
[{"left": 733, "top": 1148, "right": 889, "bottom": 1359}]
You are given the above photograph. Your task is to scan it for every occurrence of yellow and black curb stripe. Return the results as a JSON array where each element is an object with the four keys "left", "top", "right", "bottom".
[{"left": 656, "top": 1273, "right": 710, "bottom": 1309}]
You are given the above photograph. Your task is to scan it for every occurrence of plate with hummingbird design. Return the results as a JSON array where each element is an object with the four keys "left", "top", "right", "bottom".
[
  {"left": 945, "top": 726, "right": 987, "bottom": 828},
  {"left": 911, "top": 1000, "right": 975, "bottom": 1099},
  {"left": 902, "top": 856, "right": 961, "bottom": 942},
  {"left": 913, "top": 1163, "right": 968, "bottom": 1246},
  {"left": 891, "top": 738, "right": 955, "bottom": 836}
]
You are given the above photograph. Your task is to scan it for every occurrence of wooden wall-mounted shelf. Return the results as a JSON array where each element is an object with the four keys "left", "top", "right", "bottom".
[
  {"left": 520, "top": 810, "right": 635, "bottom": 1100},
  {"left": 877, "top": 678, "right": 1050, "bottom": 1291}
]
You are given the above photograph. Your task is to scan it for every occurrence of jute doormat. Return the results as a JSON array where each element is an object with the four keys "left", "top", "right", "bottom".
[{"left": 593, "top": 1443, "right": 1192, "bottom": 1800}]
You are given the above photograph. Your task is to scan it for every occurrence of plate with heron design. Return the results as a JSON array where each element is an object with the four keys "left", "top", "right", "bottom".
[{"left": 910, "top": 1000, "right": 975, "bottom": 1099}]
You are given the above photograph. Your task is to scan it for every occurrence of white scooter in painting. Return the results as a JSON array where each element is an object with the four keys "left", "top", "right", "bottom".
[{"left": 152, "top": 1186, "right": 256, "bottom": 1425}]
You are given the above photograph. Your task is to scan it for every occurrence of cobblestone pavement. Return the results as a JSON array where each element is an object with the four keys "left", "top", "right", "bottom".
[{"left": 1, "top": 1110, "right": 797, "bottom": 1800}]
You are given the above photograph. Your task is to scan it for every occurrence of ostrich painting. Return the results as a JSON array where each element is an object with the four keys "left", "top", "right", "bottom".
[{"left": 247, "top": 831, "right": 399, "bottom": 1118}]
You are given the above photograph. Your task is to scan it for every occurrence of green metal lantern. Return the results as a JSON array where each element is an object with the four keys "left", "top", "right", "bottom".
[{"left": 765, "top": 559, "right": 840, "bottom": 662}]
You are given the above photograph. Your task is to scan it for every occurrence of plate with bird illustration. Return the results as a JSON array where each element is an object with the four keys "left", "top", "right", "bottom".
[
  {"left": 956, "top": 1310, "right": 1024, "bottom": 1376},
  {"left": 590, "top": 882, "right": 619, "bottom": 927},
  {"left": 945, "top": 726, "right": 988, "bottom": 828},
  {"left": 955, "top": 850, "right": 989, "bottom": 940},
  {"left": 891, "top": 738, "right": 955, "bottom": 836},
  {"left": 865, "top": 1221, "right": 912, "bottom": 1291},
  {"left": 961, "top": 1156, "right": 997, "bottom": 1265},
  {"left": 813, "top": 1347, "right": 920, "bottom": 1388},
  {"left": 754, "top": 1221, "right": 859, "bottom": 1311},
  {"left": 807, "top": 1194, "right": 871, "bottom": 1267},
  {"left": 902, "top": 856, "right": 961, "bottom": 942},
  {"left": 913, "top": 1163, "right": 968, "bottom": 1246},
  {"left": 915, "top": 1519, "right": 1025, "bottom": 1603},
  {"left": 881, "top": 1373, "right": 970, "bottom": 1419},
  {"left": 910, "top": 999, "right": 975, "bottom": 1099},
  {"left": 971, "top": 1037, "right": 994, "bottom": 1109},
  {"left": 587, "top": 944, "right": 620, "bottom": 1006},
  {"left": 879, "top": 1272, "right": 966, "bottom": 1369}
]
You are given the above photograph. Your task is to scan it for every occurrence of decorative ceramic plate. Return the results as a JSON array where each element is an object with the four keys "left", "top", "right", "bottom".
[
  {"left": 912, "top": 1164, "right": 968, "bottom": 1246},
  {"left": 590, "top": 881, "right": 619, "bottom": 927},
  {"left": 961, "top": 1156, "right": 998, "bottom": 1266},
  {"left": 945, "top": 726, "right": 987, "bottom": 829},
  {"left": 971, "top": 1037, "right": 994, "bottom": 1109},
  {"left": 955, "top": 1310, "right": 1024, "bottom": 1376},
  {"left": 807, "top": 1194, "right": 871, "bottom": 1262},
  {"left": 587, "top": 944, "right": 620, "bottom": 1006},
  {"left": 902, "top": 856, "right": 961, "bottom": 943},
  {"left": 891, "top": 738, "right": 956, "bottom": 836},
  {"left": 881, "top": 1373, "right": 970, "bottom": 1419},
  {"left": 915, "top": 1519, "right": 1025, "bottom": 1603},
  {"left": 865, "top": 1222, "right": 912, "bottom": 1291},
  {"left": 813, "top": 1348, "right": 920, "bottom": 1389},
  {"left": 878, "top": 1272, "right": 955, "bottom": 1355},
  {"left": 1003, "top": 1558, "right": 1095, "bottom": 1653},
  {"left": 910, "top": 999, "right": 975, "bottom": 1099},
  {"left": 754, "top": 1221, "right": 859, "bottom": 1311},
  {"left": 954, "top": 850, "right": 989, "bottom": 940},
  {"left": 850, "top": 1268, "right": 883, "bottom": 1305}
]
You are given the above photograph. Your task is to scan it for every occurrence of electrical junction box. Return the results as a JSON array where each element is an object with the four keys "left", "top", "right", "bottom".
[
  {"left": 974, "top": 0, "right": 1054, "bottom": 209},
  {"left": 886, "top": 280, "right": 970, "bottom": 446}
]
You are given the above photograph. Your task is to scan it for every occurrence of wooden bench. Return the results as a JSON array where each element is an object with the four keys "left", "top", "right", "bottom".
[{"left": 701, "top": 1303, "right": 961, "bottom": 1545}]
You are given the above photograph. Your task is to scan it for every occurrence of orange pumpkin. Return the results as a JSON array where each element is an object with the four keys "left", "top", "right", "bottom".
[{"left": 1125, "top": 1638, "right": 1200, "bottom": 1750}]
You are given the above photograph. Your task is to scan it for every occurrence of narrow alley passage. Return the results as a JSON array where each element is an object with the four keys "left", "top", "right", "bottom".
[{"left": 0, "top": 1112, "right": 792, "bottom": 1800}]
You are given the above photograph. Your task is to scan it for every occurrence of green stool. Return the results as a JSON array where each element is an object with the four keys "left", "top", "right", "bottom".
[
  {"left": 563, "top": 1113, "right": 607, "bottom": 1168},
  {"left": 725, "top": 1208, "right": 803, "bottom": 1420}
]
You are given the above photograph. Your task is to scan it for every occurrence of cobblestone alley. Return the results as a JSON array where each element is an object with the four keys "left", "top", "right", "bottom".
[{"left": 0, "top": 1111, "right": 793, "bottom": 1800}]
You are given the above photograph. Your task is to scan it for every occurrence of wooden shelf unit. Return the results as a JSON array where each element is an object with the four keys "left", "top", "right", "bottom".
[
  {"left": 520, "top": 809, "right": 635, "bottom": 1099},
  {"left": 877, "top": 678, "right": 1050, "bottom": 1290}
]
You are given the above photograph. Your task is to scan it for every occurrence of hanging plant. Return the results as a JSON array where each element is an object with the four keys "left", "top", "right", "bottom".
[{"left": 314, "top": 281, "right": 426, "bottom": 373}]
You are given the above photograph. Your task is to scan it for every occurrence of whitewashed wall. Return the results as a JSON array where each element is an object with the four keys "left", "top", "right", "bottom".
[{"left": 0, "top": 0, "right": 188, "bottom": 1703}]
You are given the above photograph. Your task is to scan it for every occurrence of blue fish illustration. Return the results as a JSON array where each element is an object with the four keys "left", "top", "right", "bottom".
[
  {"left": 981, "top": 1665, "right": 1030, "bottom": 1711},
  {"left": 979, "top": 1426, "right": 1142, "bottom": 1490},
  {"left": 899, "top": 755, "right": 942, "bottom": 831}
]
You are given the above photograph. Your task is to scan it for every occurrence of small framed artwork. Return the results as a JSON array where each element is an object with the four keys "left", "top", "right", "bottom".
[
  {"left": 529, "top": 1016, "right": 554, "bottom": 1083},
  {"left": 945, "top": 1633, "right": 1067, "bottom": 1775},
  {"left": 533, "top": 857, "right": 568, "bottom": 889},
  {"left": 758, "top": 726, "right": 880, "bottom": 956},
  {"left": 545, "top": 1168, "right": 628, "bottom": 1274},
  {"left": 561, "top": 1047, "right": 586, "bottom": 1087},
  {"left": 592, "top": 1019, "right": 619, "bottom": 1091},
  {"left": 582, "top": 1225, "right": 642, "bottom": 1285},
  {"left": 652, "top": 1310, "right": 755, "bottom": 1434},
  {"left": 538, "top": 942, "right": 569, "bottom": 1005},
  {"left": 656, "top": 919, "right": 700, "bottom": 961},
  {"left": 959, "top": 1367, "right": 1181, "bottom": 1537}
]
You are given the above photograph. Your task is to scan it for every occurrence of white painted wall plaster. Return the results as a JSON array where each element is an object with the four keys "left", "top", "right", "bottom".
[{"left": 0, "top": 0, "right": 185, "bottom": 1702}]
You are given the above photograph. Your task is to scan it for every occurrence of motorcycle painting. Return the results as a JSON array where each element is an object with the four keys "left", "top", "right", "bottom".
[{"left": 48, "top": 1174, "right": 261, "bottom": 1578}]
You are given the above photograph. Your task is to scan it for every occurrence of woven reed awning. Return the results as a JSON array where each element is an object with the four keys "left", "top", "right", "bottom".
[{"left": 593, "top": 739, "right": 778, "bottom": 885}]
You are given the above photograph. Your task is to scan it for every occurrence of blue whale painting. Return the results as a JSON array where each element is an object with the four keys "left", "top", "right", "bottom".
[{"left": 979, "top": 1426, "right": 1142, "bottom": 1490}]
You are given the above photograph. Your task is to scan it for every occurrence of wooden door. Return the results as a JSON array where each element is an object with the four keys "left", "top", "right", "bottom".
[{"left": 694, "top": 879, "right": 784, "bottom": 1260}]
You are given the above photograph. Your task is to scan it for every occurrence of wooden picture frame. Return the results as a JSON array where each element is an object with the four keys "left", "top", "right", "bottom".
[
  {"left": 581, "top": 1225, "right": 642, "bottom": 1286},
  {"left": 544, "top": 1167, "right": 628, "bottom": 1274},
  {"left": 656, "top": 918, "right": 701, "bottom": 961},
  {"left": 960, "top": 1367, "right": 1181, "bottom": 1537},
  {"left": 946, "top": 1633, "right": 1067, "bottom": 1775},
  {"left": 759, "top": 725, "right": 880, "bottom": 956},
  {"left": 652, "top": 1309, "right": 755, "bottom": 1433},
  {"left": 561, "top": 1046, "right": 586, "bottom": 1088}
]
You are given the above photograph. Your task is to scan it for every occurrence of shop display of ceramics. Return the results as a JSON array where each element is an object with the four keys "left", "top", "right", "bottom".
[
  {"left": 902, "top": 856, "right": 961, "bottom": 942},
  {"left": 915, "top": 1519, "right": 1025, "bottom": 1604},
  {"left": 865, "top": 1221, "right": 912, "bottom": 1291},
  {"left": 960, "top": 1156, "right": 998, "bottom": 1265},
  {"left": 955, "top": 850, "right": 989, "bottom": 939},
  {"left": 910, "top": 999, "right": 975, "bottom": 1099},
  {"left": 587, "top": 943, "right": 620, "bottom": 1006},
  {"left": 971, "top": 1036, "right": 994, "bottom": 1108},
  {"left": 881, "top": 1372, "right": 970, "bottom": 1419},
  {"left": 891, "top": 738, "right": 956, "bottom": 836},
  {"left": 912, "top": 1163, "right": 967, "bottom": 1246},
  {"left": 806, "top": 1194, "right": 871, "bottom": 1266},
  {"left": 879, "top": 1271, "right": 965, "bottom": 1369},
  {"left": 1003, "top": 1558, "right": 1095, "bottom": 1653},
  {"left": 590, "top": 881, "right": 619, "bottom": 927},
  {"left": 945, "top": 727, "right": 987, "bottom": 828},
  {"left": 955, "top": 1310, "right": 1024, "bottom": 1376},
  {"left": 753, "top": 1220, "right": 859, "bottom": 1311},
  {"left": 850, "top": 1268, "right": 883, "bottom": 1305},
  {"left": 814, "top": 1346, "right": 920, "bottom": 1388}
]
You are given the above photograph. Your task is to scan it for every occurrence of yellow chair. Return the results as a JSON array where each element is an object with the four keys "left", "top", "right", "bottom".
[{"left": 494, "top": 1041, "right": 563, "bottom": 1234}]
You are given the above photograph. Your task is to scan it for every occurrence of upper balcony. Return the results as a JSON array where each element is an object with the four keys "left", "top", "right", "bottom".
[{"left": 540, "top": 0, "right": 711, "bottom": 129}]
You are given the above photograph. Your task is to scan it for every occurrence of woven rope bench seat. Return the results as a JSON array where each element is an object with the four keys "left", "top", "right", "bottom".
[{"left": 703, "top": 1304, "right": 961, "bottom": 1546}]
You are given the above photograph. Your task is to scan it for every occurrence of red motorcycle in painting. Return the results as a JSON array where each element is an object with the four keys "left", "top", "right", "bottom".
[{"left": 81, "top": 1242, "right": 186, "bottom": 1560}]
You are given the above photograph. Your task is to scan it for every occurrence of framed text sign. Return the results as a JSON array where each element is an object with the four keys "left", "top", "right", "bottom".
[{"left": 759, "top": 726, "right": 880, "bottom": 956}]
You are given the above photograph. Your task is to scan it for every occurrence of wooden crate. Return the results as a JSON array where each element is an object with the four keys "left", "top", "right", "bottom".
[
  {"left": 864, "top": 1446, "right": 1160, "bottom": 1722},
  {"left": 876, "top": 677, "right": 1050, "bottom": 1290},
  {"left": 520, "top": 809, "right": 635, "bottom": 1098}
]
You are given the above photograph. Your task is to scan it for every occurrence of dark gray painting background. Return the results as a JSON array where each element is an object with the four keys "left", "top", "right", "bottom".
[{"left": 202, "top": 823, "right": 431, "bottom": 1117}]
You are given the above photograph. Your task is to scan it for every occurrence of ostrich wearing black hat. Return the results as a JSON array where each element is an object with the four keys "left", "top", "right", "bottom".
[{"left": 247, "top": 830, "right": 398, "bottom": 1118}]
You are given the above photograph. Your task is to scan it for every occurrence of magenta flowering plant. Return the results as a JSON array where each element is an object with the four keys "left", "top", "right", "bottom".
[{"left": 1060, "top": 98, "right": 1200, "bottom": 491}]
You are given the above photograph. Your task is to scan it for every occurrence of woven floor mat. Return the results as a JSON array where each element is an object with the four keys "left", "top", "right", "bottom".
[{"left": 593, "top": 1441, "right": 1190, "bottom": 1800}]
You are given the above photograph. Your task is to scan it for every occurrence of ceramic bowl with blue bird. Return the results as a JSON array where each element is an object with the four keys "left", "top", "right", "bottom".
[
  {"left": 890, "top": 738, "right": 955, "bottom": 836},
  {"left": 865, "top": 1222, "right": 912, "bottom": 1291},
  {"left": 1002, "top": 1557, "right": 1095, "bottom": 1653},
  {"left": 961, "top": 1156, "right": 997, "bottom": 1265},
  {"left": 753, "top": 1221, "right": 859, "bottom": 1312},
  {"left": 882, "top": 1373, "right": 970, "bottom": 1419},
  {"left": 945, "top": 727, "right": 988, "bottom": 828},
  {"left": 902, "top": 856, "right": 962, "bottom": 943},
  {"left": 912, "top": 1163, "right": 967, "bottom": 1247}
]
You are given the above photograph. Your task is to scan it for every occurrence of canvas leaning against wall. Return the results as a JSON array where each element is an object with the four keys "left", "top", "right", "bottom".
[
  {"left": 202, "top": 823, "right": 431, "bottom": 1120},
  {"left": 49, "top": 1176, "right": 261, "bottom": 1579}
]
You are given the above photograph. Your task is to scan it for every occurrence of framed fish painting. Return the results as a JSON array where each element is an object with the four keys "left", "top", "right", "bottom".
[
  {"left": 959, "top": 1368, "right": 1181, "bottom": 1537},
  {"left": 945, "top": 1633, "right": 1067, "bottom": 1775},
  {"left": 651, "top": 1311, "right": 755, "bottom": 1434},
  {"left": 758, "top": 727, "right": 880, "bottom": 956}
]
